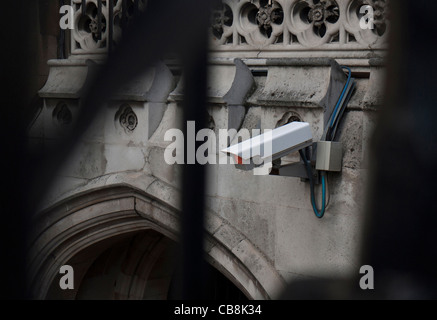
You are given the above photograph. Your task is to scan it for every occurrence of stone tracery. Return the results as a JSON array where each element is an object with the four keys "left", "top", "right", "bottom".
[{"left": 69, "top": 0, "right": 388, "bottom": 54}]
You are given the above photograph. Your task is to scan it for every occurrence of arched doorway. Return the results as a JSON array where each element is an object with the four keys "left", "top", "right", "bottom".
[
  {"left": 28, "top": 185, "right": 284, "bottom": 299},
  {"left": 45, "top": 229, "right": 247, "bottom": 300}
]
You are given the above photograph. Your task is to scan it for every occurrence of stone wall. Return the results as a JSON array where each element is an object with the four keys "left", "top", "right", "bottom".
[{"left": 28, "top": 0, "right": 386, "bottom": 299}]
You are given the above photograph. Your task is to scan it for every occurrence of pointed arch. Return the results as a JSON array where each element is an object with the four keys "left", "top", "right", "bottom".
[{"left": 28, "top": 185, "right": 285, "bottom": 299}]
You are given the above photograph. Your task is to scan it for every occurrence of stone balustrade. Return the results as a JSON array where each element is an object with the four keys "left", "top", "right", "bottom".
[{"left": 69, "top": 0, "right": 388, "bottom": 60}]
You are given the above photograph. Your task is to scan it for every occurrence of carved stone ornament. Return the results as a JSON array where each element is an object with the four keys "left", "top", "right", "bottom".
[{"left": 119, "top": 106, "right": 138, "bottom": 133}]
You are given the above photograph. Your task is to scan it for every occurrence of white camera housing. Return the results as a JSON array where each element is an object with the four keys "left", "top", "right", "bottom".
[{"left": 221, "top": 122, "right": 313, "bottom": 170}]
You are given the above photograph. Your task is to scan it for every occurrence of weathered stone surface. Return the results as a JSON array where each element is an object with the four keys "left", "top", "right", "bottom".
[
  {"left": 147, "top": 146, "right": 175, "bottom": 185},
  {"left": 32, "top": 51, "right": 382, "bottom": 299},
  {"left": 328, "top": 167, "right": 367, "bottom": 213},
  {"left": 213, "top": 223, "right": 245, "bottom": 251},
  {"left": 39, "top": 60, "right": 89, "bottom": 99},
  {"left": 232, "top": 239, "right": 285, "bottom": 299},
  {"left": 364, "top": 59, "right": 386, "bottom": 108},
  {"left": 135, "top": 198, "right": 180, "bottom": 239},
  {"left": 214, "top": 161, "right": 312, "bottom": 211},
  {"left": 337, "top": 110, "right": 364, "bottom": 170},
  {"left": 148, "top": 103, "right": 183, "bottom": 147},
  {"left": 207, "top": 245, "right": 265, "bottom": 299},
  {"left": 104, "top": 144, "right": 146, "bottom": 174},
  {"left": 362, "top": 110, "right": 378, "bottom": 169},
  {"left": 251, "top": 62, "right": 332, "bottom": 108},
  {"left": 274, "top": 203, "right": 363, "bottom": 279},
  {"left": 204, "top": 210, "right": 223, "bottom": 235},
  {"left": 60, "top": 141, "right": 107, "bottom": 179},
  {"left": 206, "top": 196, "right": 276, "bottom": 262}
]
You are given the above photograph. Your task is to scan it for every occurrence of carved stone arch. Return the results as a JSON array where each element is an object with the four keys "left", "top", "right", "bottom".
[{"left": 28, "top": 184, "right": 284, "bottom": 300}]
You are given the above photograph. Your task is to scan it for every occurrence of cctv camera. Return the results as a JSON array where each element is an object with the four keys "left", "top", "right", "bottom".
[{"left": 221, "top": 122, "right": 313, "bottom": 171}]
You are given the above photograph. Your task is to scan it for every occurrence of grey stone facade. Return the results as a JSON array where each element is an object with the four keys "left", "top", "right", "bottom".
[{"left": 28, "top": 0, "right": 387, "bottom": 299}]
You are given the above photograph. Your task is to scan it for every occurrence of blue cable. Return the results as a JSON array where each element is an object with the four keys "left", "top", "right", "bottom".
[
  {"left": 329, "top": 66, "right": 352, "bottom": 128},
  {"left": 301, "top": 66, "right": 352, "bottom": 219},
  {"left": 300, "top": 149, "right": 326, "bottom": 219},
  {"left": 312, "top": 174, "right": 326, "bottom": 219},
  {"left": 310, "top": 170, "right": 326, "bottom": 219}
]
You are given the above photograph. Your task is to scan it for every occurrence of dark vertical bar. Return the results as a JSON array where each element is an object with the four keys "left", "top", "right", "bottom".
[
  {"left": 134, "top": 0, "right": 139, "bottom": 18},
  {"left": 121, "top": 0, "right": 127, "bottom": 32},
  {"left": 108, "top": 0, "right": 114, "bottom": 54},
  {"left": 1, "top": 0, "right": 37, "bottom": 299},
  {"left": 82, "top": 0, "right": 86, "bottom": 15},
  {"left": 179, "top": 0, "right": 212, "bottom": 300},
  {"left": 59, "top": 0, "right": 65, "bottom": 58},
  {"left": 97, "top": 0, "right": 102, "bottom": 40},
  {"left": 362, "top": 1, "right": 437, "bottom": 299}
]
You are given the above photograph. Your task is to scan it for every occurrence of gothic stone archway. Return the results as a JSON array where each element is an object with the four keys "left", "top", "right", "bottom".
[{"left": 27, "top": 185, "right": 284, "bottom": 299}]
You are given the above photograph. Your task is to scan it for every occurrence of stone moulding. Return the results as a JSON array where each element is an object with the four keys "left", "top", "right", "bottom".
[
  {"left": 38, "top": 59, "right": 175, "bottom": 140},
  {"left": 170, "top": 58, "right": 255, "bottom": 132},
  {"left": 39, "top": 60, "right": 90, "bottom": 99},
  {"left": 250, "top": 58, "right": 341, "bottom": 109},
  {"left": 39, "top": 59, "right": 175, "bottom": 103},
  {"left": 27, "top": 183, "right": 286, "bottom": 300}
]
